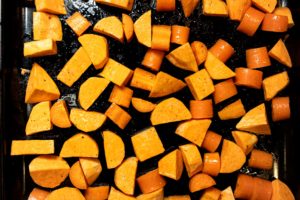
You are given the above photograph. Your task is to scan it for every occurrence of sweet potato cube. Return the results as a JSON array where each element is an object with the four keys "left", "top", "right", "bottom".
[
  {"left": 203, "top": 0, "right": 228, "bottom": 17},
  {"left": 28, "top": 188, "right": 50, "bottom": 200},
  {"left": 137, "top": 169, "right": 167, "bottom": 194},
  {"left": 252, "top": 0, "right": 277, "bottom": 13},
  {"left": 181, "top": 0, "right": 199, "bottom": 17},
  {"left": 11, "top": 140, "right": 54, "bottom": 156},
  {"left": 79, "top": 158, "right": 102, "bottom": 185},
  {"left": 232, "top": 131, "right": 258, "bottom": 155},
  {"left": 60, "top": 133, "right": 99, "bottom": 158},
  {"left": 24, "top": 39, "right": 57, "bottom": 57},
  {"left": 95, "top": 0, "right": 134, "bottom": 11},
  {"left": 109, "top": 85, "right": 133, "bottom": 108},
  {"left": 50, "top": 100, "right": 72, "bottom": 128},
  {"left": 69, "top": 161, "right": 88, "bottom": 189},
  {"left": 100, "top": 58, "right": 133, "bottom": 87},
  {"left": 150, "top": 97, "right": 191, "bottom": 125},
  {"left": 26, "top": 101, "right": 52, "bottom": 135},
  {"left": 269, "top": 39, "right": 292, "bottom": 68},
  {"left": 274, "top": 7, "right": 295, "bottom": 28},
  {"left": 84, "top": 186, "right": 110, "bottom": 200},
  {"left": 166, "top": 43, "right": 198, "bottom": 72},
  {"left": 108, "top": 187, "right": 135, "bottom": 200},
  {"left": 79, "top": 77, "right": 110, "bottom": 110},
  {"left": 130, "top": 68, "right": 156, "bottom": 91},
  {"left": 271, "top": 179, "right": 295, "bottom": 200},
  {"left": 33, "top": 12, "right": 62, "bottom": 41},
  {"left": 57, "top": 47, "right": 92, "bottom": 87},
  {"left": 131, "top": 127, "right": 165, "bottom": 162},
  {"left": 66, "top": 12, "right": 91, "bottom": 36},
  {"left": 226, "top": 0, "right": 251, "bottom": 21},
  {"left": 236, "top": 103, "right": 271, "bottom": 135},
  {"left": 185, "top": 69, "right": 215, "bottom": 100},
  {"left": 46, "top": 187, "right": 85, "bottom": 200},
  {"left": 165, "top": 195, "right": 191, "bottom": 200},
  {"left": 152, "top": 25, "right": 172, "bottom": 51},
  {"left": 94, "top": 16, "right": 124, "bottom": 42},
  {"left": 158, "top": 149, "right": 184, "bottom": 181},
  {"left": 25, "top": 63, "right": 60, "bottom": 104},
  {"left": 105, "top": 104, "right": 132, "bottom": 129},
  {"left": 35, "top": 0, "right": 67, "bottom": 15},
  {"left": 136, "top": 188, "right": 164, "bottom": 200},
  {"left": 131, "top": 98, "right": 156, "bottom": 113},
  {"left": 200, "top": 187, "right": 221, "bottom": 200},
  {"left": 179, "top": 144, "right": 203, "bottom": 177},
  {"left": 220, "top": 186, "right": 235, "bottom": 200},
  {"left": 134, "top": 10, "right": 152, "bottom": 47},
  {"left": 189, "top": 173, "right": 216, "bottom": 193},
  {"left": 218, "top": 99, "right": 246, "bottom": 120},
  {"left": 122, "top": 14, "right": 134, "bottom": 42},
  {"left": 176, "top": 120, "right": 211, "bottom": 147},
  {"left": 263, "top": 71, "right": 289, "bottom": 101}
]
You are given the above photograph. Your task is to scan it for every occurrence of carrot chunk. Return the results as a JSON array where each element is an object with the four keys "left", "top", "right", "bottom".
[
  {"left": 156, "top": 0, "right": 176, "bottom": 12},
  {"left": 142, "top": 49, "right": 165, "bottom": 71},
  {"left": 248, "top": 149, "right": 273, "bottom": 170},
  {"left": 190, "top": 99, "right": 214, "bottom": 119},
  {"left": 246, "top": 47, "right": 271, "bottom": 69},
  {"left": 271, "top": 97, "right": 291, "bottom": 122},
  {"left": 237, "top": 7, "right": 265, "bottom": 36},
  {"left": 171, "top": 25, "right": 190, "bottom": 45},
  {"left": 235, "top": 67, "right": 263, "bottom": 89},
  {"left": 209, "top": 39, "right": 235, "bottom": 63},
  {"left": 262, "top": 14, "right": 288, "bottom": 32}
]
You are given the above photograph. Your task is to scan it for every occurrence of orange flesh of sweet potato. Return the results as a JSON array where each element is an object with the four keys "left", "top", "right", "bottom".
[
  {"left": 24, "top": 39, "right": 57, "bottom": 58},
  {"left": 134, "top": 10, "right": 152, "bottom": 47},
  {"left": 226, "top": 0, "right": 251, "bottom": 21},
  {"left": 122, "top": 13, "right": 134, "bottom": 42},
  {"left": 94, "top": 16, "right": 124, "bottom": 42},
  {"left": 218, "top": 99, "right": 246, "bottom": 120},
  {"left": 179, "top": 144, "right": 203, "bottom": 177},
  {"left": 273, "top": 7, "right": 295, "bottom": 28},
  {"left": 84, "top": 186, "right": 110, "bottom": 200},
  {"left": 200, "top": 187, "right": 221, "bottom": 200},
  {"left": 158, "top": 149, "right": 184, "bottom": 180},
  {"left": 220, "top": 186, "right": 235, "bottom": 200},
  {"left": 165, "top": 195, "right": 191, "bottom": 200},
  {"left": 269, "top": 39, "right": 292, "bottom": 68},
  {"left": 109, "top": 85, "right": 133, "bottom": 108},
  {"left": 108, "top": 187, "right": 136, "bottom": 200},
  {"left": 50, "top": 100, "right": 72, "bottom": 128},
  {"left": 189, "top": 173, "right": 216, "bottom": 193},
  {"left": 263, "top": 71, "right": 289, "bottom": 101},
  {"left": 137, "top": 169, "right": 167, "bottom": 194},
  {"left": 105, "top": 103, "right": 132, "bottom": 129},
  {"left": 232, "top": 130, "right": 258, "bottom": 155},
  {"left": 191, "top": 41, "right": 208, "bottom": 65},
  {"left": 69, "top": 161, "right": 88, "bottom": 190},
  {"left": 66, "top": 12, "right": 91, "bottom": 36},
  {"left": 46, "top": 187, "right": 85, "bottom": 200},
  {"left": 136, "top": 188, "right": 164, "bottom": 199},
  {"left": 181, "top": 0, "right": 199, "bottom": 17},
  {"left": 95, "top": 0, "right": 129, "bottom": 9},
  {"left": 35, "top": 0, "right": 67, "bottom": 15},
  {"left": 252, "top": 0, "right": 277, "bottom": 13},
  {"left": 203, "top": 0, "right": 228, "bottom": 17},
  {"left": 79, "top": 158, "right": 102, "bottom": 185},
  {"left": 131, "top": 98, "right": 156, "bottom": 113},
  {"left": 28, "top": 188, "right": 49, "bottom": 200},
  {"left": 151, "top": 25, "right": 172, "bottom": 51},
  {"left": 11, "top": 140, "right": 54, "bottom": 156},
  {"left": 271, "top": 179, "right": 295, "bottom": 200}
]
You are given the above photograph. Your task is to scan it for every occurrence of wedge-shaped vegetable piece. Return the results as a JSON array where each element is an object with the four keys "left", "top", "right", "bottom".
[
  {"left": 103, "top": 130, "right": 125, "bottom": 169},
  {"left": 218, "top": 99, "right": 246, "bottom": 120},
  {"left": 26, "top": 101, "right": 52, "bottom": 136},
  {"left": 94, "top": 16, "right": 124, "bottom": 42},
  {"left": 122, "top": 14, "right": 134, "bottom": 42},
  {"left": 150, "top": 97, "right": 191, "bottom": 125},
  {"left": 69, "top": 161, "right": 88, "bottom": 189},
  {"left": 263, "top": 71, "right": 289, "bottom": 101},
  {"left": 226, "top": 0, "right": 251, "bottom": 21},
  {"left": 158, "top": 149, "right": 184, "bottom": 180},
  {"left": 132, "top": 127, "right": 165, "bottom": 162},
  {"left": 100, "top": 58, "right": 133, "bottom": 87},
  {"left": 57, "top": 47, "right": 92, "bottom": 87},
  {"left": 79, "top": 158, "right": 102, "bottom": 185},
  {"left": 46, "top": 187, "right": 85, "bottom": 200},
  {"left": 236, "top": 103, "right": 271, "bottom": 135},
  {"left": 79, "top": 34, "right": 109, "bottom": 69},
  {"left": 252, "top": 0, "right": 277, "bottom": 13},
  {"left": 220, "top": 139, "right": 246, "bottom": 173},
  {"left": 66, "top": 12, "right": 91, "bottom": 36},
  {"left": 269, "top": 39, "right": 292, "bottom": 68},
  {"left": 105, "top": 104, "right": 132, "bottom": 129},
  {"left": 204, "top": 52, "right": 235, "bottom": 80},
  {"left": 78, "top": 77, "right": 110, "bottom": 110},
  {"left": 115, "top": 157, "right": 138, "bottom": 195},
  {"left": 35, "top": 0, "right": 67, "bottom": 15},
  {"left": 132, "top": 98, "right": 156, "bottom": 113},
  {"left": 176, "top": 120, "right": 211, "bottom": 146},
  {"left": 134, "top": 10, "right": 151, "bottom": 47},
  {"left": 203, "top": 0, "right": 228, "bottom": 17},
  {"left": 191, "top": 41, "right": 208, "bottom": 65},
  {"left": 33, "top": 12, "right": 62, "bottom": 41},
  {"left": 28, "top": 188, "right": 49, "bottom": 200},
  {"left": 232, "top": 131, "right": 257, "bottom": 155},
  {"left": 274, "top": 7, "right": 295, "bottom": 28},
  {"left": 271, "top": 179, "right": 295, "bottom": 200},
  {"left": 109, "top": 86, "right": 133, "bottom": 108},
  {"left": 200, "top": 187, "right": 221, "bottom": 200},
  {"left": 137, "top": 188, "right": 164, "bottom": 200},
  {"left": 11, "top": 140, "right": 54, "bottom": 156},
  {"left": 189, "top": 173, "right": 216, "bottom": 193},
  {"left": 24, "top": 39, "right": 57, "bottom": 57},
  {"left": 25, "top": 63, "right": 60, "bottom": 104},
  {"left": 185, "top": 69, "right": 215, "bottom": 100},
  {"left": 85, "top": 186, "right": 110, "bottom": 200},
  {"left": 179, "top": 144, "right": 203, "bottom": 177},
  {"left": 108, "top": 187, "right": 136, "bottom": 200},
  {"left": 95, "top": 0, "right": 134, "bottom": 11},
  {"left": 70, "top": 108, "right": 106, "bottom": 132},
  {"left": 149, "top": 71, "right": 186, "bottom": 98},
  {"left": 29, "top": 155, "right": 70, "bottom": 188},
  {"left": 60, "top": 133, "right": 99, "bottom": 158},
  {"left": 130, "top": 68, "right": 156, "bottom": 91},
  {"left": 181, "top": 0, "right": 199, "bottom": 17},
  {"left": 220, "top": 187, "right": 235, "bottom": 200},
  {"left": 137, "top": 169, "right": 167, "bottom": 194},
  {"left": 165, "top": 195, "right": 191, "bottom": 200},
  {"left": 166, "top": 43, "right": 198, "bottom": 72},
  {"left": 50, "top": 100, "right": 72, "bottom": 128}
]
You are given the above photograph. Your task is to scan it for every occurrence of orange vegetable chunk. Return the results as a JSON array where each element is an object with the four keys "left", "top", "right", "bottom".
[
  {"left": 84, "top": 186, "right": 110, "bottom": 200},
  {"left": 213, "top": 79, "right": 238, "bottom": 104},
  {"left": 109, "top": 85, "right": 133, "bottom": 108},
  {"left": 122, "top": 14, "right": 134, "bottom": 42},
  {"left": 201, "top": 131, "right": 222, "bottom": 153},
  {"left": 232, "top": 130, "right": 258, "bottom": 155},
  {"left": 190, "top": 99, "right": 213, "bottom": 119},
  {"left": 269, "top": 39, "right": 292, "bottom": 68},
  {"left": 246, "top": 47, "right": 271, "bottom": 69},
  {"left": 28, "top": 188, "right": 49, "bottom": 200},
  {"left": 209, "top": 39, "right": 235, "bottom": 63},
  {"left": 47, "top": 187, "right": 85, "bottom": 200},
  {"left": 226, "top": 0, "right": 251, "bottom": 21},
  {"left": 137, "top": 169, "right": 166, "bottom": 194},
  {"left": 152, "top": 25, "right": 172, "bottom": 51},
  {"left": 156, "top": 0, "right": 176, "bottom": 12},
  {"left": 142, "top": 49, "right": 165, "bottom": 71},
  {"left": 272, "top": 97, "right": 291, "bottom": 122},
  {"left": 50, "top": 100, "right": 71, "bottom": 128},
  {"left": 69, "top": 161, "right": 88, "bottom": 190},
  {"left": 181, "top": 0, "right": 199, "bottom": 17},
  {"left": 191, "top": 41, "right": 208, "bottom": 65},
  {"left": 134, "top": 10, "right": 152, "bottom": 47},
  {"left": 179, "top": 144, "right": 203, "bottom": 177},
  {"left": 248, "top": 149, "right": 273, "bottom": 170},
  {"left": 261, "top": 14, "right": 288, "bottom": 32},
  {"left": 271, "top": 179, "right": 295, "bottom": 200},
  {"left": 202, "top": 152, "right": 220, "bottom": 176},
  {"left": 94, "top": 16, "right": 124, "bottom": 42},
  {"left": 189, "top": 173, "right": 216, "bottom": 193},
  {"left": 105, "top": 103, "right": 132, "bottom": 129},
  {"left": 66, "top": 12, "right": 91, "bottom": 36},
  {"left": 235, "top": 67, "right": 263, "bottom": 89},
  {"left": 237, "top": 7, "right": 265, "bottom": 36},
  {"left": 171, "top": 25, "right": 190, "bottom": 45},
  {"left": 263, "top": 71, "right": 289, "bottom": 101},
  {"left": 35, "top": 0, "right": 67, "bottom": 15},
  {"left": 158, "top": 149, "right": 184, "bottom": 180}
]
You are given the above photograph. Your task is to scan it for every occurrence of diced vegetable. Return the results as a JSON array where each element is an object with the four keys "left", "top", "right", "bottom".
[
  {"left": 273, "top": 7, "right": 295, "bottom": 28},
  {"left": 251, "top": 0, "right": 277, "bottom": 13},
  {"left": 94, "top": 16, "right": 124, "bottom": 42},
  {"left": 50, "top": 100, "right": 72, "bottom": 128},
  {"left": 232, "top": 130, "right": 258, "bottom": 155},
  {"left": 271, "top": 97, "right": 291, "bottom": 122},
  {"left": 108, "top": 187, "right": 135, "bottom": 200},
  {"left": 69, "top": 161, "right": 88, "bottom": 189},
  {"left": 246, "top": 46, "right": 271, "bottom": 69},
  {"left": 131, "top": 98, "right": 156, "bottom": 113},
  {"left": 271, "top": 179, "right": 295, "bottom": 200},
  {"left": 95, "top": 0, "right": 134, "bottom": 11},
  {"left": 122, "top": 14, "right": 134, "bottom": 42},
  {"left": 226, "top": 0, "right": 251, "bottom": 21},
  {"left": 261, "top": 14, "right": 288, "bottom": 32},
  {"left": 171, "top": 25, "right": 190, "bottom": 45},
  {"left": 11, "top": 140, "right": 54, "bottom": 156},
  {"left": 201, "top": 131, "right": 222, "bottom": 153},
  {"left": 191, "top": 41, "right": 208, "bottom": 65},
  {"left": 189, "top": 173, "right": 216, "bottom": 193},
  {"left": 28, "top": 188, "right": 49, "bottom": 200},
  {"left": 35, "top": 0, "right": 67, "bottom": 15},
  {"left": 202, "top": 0, "right": 228, "bottom": 17},
  {"left": 202, "top": 152, "right": 220, "bottom": 176},
  {"left": 181, "top": 0, "right": 199, "bottom": 17},
  {"left": 237, "top": 7, "right": 265, "bottom": 36},
  {"left": 134, "top": 10, "right": 152, "bottom": 47},
  {"left": 235, "top": 67, "right": 263, "bottom": 89},
  {"left": 156, "top": 0, "right": 176, "bottom": 12},
  {"left": 220, "top": 187, "right": 235, "bottom": 200},
  {"left": 190, "top": 99, "right": 213, "bottom": 119},
  {"left": 179, "top": 144, "right": 203, "bottom": 177},
  {"left": 24, "top": 39, "right": 57, "bottom": 57},
  {"left": 263, "top": 71, "right": 289, "bottom": 101},
  {"left": 218, "top": 99, "right": 246, "bottom": 120},
  {"left": 152, "top": 25, "right": 171, "bottom": 51},
  {"left": 66, "top": 12, "right": 91, "bottom": 36},
  {"left": 137, "top": 169, "right": 167, "bottom": 194},
  {"left": 248, "top": 149, "right": 273, "bottom": 170},
  {"left": 84, "top": 186, "right": 110, "bottom": 200},
  {"left": 209, "top": 39, "right": 234, "bottom": 63},
  {"left": 130, "top": 68, "right": 156, "bottom": 91},
  {"left": 234, "top": 174, "right": 255, "bottom": 199},
  {"left": 79, "top": 158, "right": 102, "bottom": 185},
  {"left": 142, "top": 49, "right": 165, "bottom": 71},
  {"left": 109, "top": 85, "right": 133, "bottom": 108},
  {"left": 213, "top": 79, "right": 238, "bottom": 104},
  {"left": 105, "top": 103, "right": 132, "bottom": 129},
  {"left": 200, "top": 187, "right": 221, "bottom": 200},
  {"left": 269, "top": 39, "right": 292, "bottom": 68},
  {"left": 136, "top": 188, "right": 164, "bottom": 200},
  {"left": 251, "top": 177, "right": 273, "bottom": 200},
  {"left": 46, "top": 187, "right": 85, "bottom": 200},
  {"left": 165, "top": 195, "right": 191, "bottom": 200}
]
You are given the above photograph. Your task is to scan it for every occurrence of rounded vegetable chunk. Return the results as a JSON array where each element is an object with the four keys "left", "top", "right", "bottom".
[
  {"left": 134, "top": 10, "right": 152, "bottom": 47},
  {"left": 84, "top": 186, "right": 110, "bottom": 200},
  {"left": 179, "top": 144, "right": 203, "bottom": 177},
  {"left": 50, "top": 100, "right": 72, "bottom": 128},
  {"left": 94, "top": 16, "right": 124, "bottom": 42},
  {"left": 79, "top": 158, "right": 102, "bottom": 185},
  {"left": 28, "top": 188, "right": 49, "bottom": 200},
  {"left": 108, "top": 187, "right": 136, "bottom": 200},
  {"left": 271, "top": 179, "right": 295, "bottom": 200},
  {"left": 189, "top": 173, "right": 216, "bottom": 193},
  {"left": 69, "top": 161, "right": 88, "bottom": 190},
  {"left": 137, "top": 169, "right": 167, "bottom": 194},
  {"left": 136, "top": 188, "right": 164, "bottom": 200},
  {"left": 232, "top": 131, "right": 258, "bottom": 155},
  {"left": 158, "top": 149, "right": 184, "bottom": 180},
  {"left": 131, "top": 98, "right": 156, "bottom": 113},
  {"left": 46, "top": 187, "right": 85, "bottom": 200},
  {"left": 122, "top": 14, "right": 134, "bottom": 42}
]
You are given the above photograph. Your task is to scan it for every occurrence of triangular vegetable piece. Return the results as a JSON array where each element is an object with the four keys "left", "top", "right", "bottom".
[
  {"left": 252, "top": 0, "right": 277, "bottom": 13},
  {"left": 94, "top": 16, "right": 124, "bottom": 42},
  {"left": 263, "top": 71, "right": 289, "bottom": 101},
  {"left": 218, "top": 99, "right": 246, "bottom": 120},
  {"left": 203, "top": 0, "right": 229, "bottom": 17},
  {"left": 131, "top": 98, "right": 156, "bottom": 113},
  {"left": 189, "top": 173, "right": 216, "bottom": 193},
  {"left": 149, "top": 71, "right": 186, "bottom": 98},
  {"left": 236, "top": 103, "right": 271, "bottom": 135},
  {"left": 220, "top": 139, "right": 246, "bottom": 173},
  {"left": 175, "top": 120, "right": 211, "bottom": 146},
  {"left": 179, "top": 144, "right": 203, "bottom": 177},
  {"left": 205, "top": 52, "right": 235, "bottom": 80},
  {"left": 232, "top": 131, "right": 258, "bottom": 155},
  {"left": 35, "top": 0, "right": 67, "bottom": 15},
  {"left": 226, "top": 0, "right": 251, "bottom": 21},
  {"left": 181, "top": 0, "right": 200, "bottom": 17},
  {"left": 134, "top": 10, "right": 152, "bottom": 47},
  {"left": 150, "top": 97, "right": 192, "bottom": 125},
  {"left": 220, "top": 187, "right": 235, "bottom": 200},
  {"left": 50, "top": 100, "right": 72, "bottom": 128},
  {"left": 122, "top": 14, "right": 134, "bottom": 42},
  {"left": 25, "top": 63, "right": 60, "bottom": 104},
  {"left": 269, "top": 39, "right": 292, "bottom": 68},
  {"left": 136, "top": 188, "right": 164, "bottom": 200},
  {"left": 46, "top": 187, "right": 85, "bottom": 200},
  {"left": 273, "top": 7, "right": 295, "bottom": 28},
  {"left": 79, "top": 158, "right": 102, "bottom": 185},
  {"left": 166, "top": 43, "right": 198, "bottom": 72},
  {"left": 271, "top": 179, "right": 295, "bottom": 200},
  {"left": 69, "top": 161, "right": 88, "bottom": 189},
  {"left": 108, "top": 187, "right": 136, "bottom": 200}
]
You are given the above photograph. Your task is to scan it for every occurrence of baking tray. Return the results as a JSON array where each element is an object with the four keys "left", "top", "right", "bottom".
[{"left": 1, "top": 0, "right": 300, "bottom": 199}]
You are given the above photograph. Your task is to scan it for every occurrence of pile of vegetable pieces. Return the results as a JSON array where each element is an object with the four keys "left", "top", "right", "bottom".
[{"left": 11, "top": 0, "right": 296, "bottom": 199}]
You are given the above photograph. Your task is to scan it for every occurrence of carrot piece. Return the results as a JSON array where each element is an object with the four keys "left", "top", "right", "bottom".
[
  {"left": 200, "top": 187, "right": 221, "bottom": 200},
  {"left": 171, "top": 25, "right": 190, "bottom": 45},
  {"left": 165, "top": 195, "right": 191, "bottom": 200},
  {"left": 66, "top": 12, "right": 91, "bottom": 36},
  {"left": 273, "top": 7, "right": 295, "bottom": 28},
  {"left": 262, "top": 14, "right": 288, "bottom": 32},
  {"left": 109, "top": 85, "right": 133, "bottom": 108},
  {"left": 252, "top": 0, "right": 277, "bottom": 13},
  {"left": 269, "top": 39, "right": 292, "bottom": 68},
  {"left": 191, "top": 41, "right": 208, "bottom": 65},
  {"left": 137, "top": 169, "right": 167, "bottom": 194},
  {"left": 237, "top": 7, "right": 265, "bottom": 36},
  {"left": 24, "top": 39, "right": 57, "bottom": 58},
  {"left": 226, "top": 0, "right": 251, "bottom": 21},
  {"left": 190, "top": 99, "right": 213, "bottom": 119},
  {"left": 84, "top": 186, "right": 110, "bottom": 200},
  {"left": 218, "top": 99, "right": 246, "bottom": 120},
  {"left": 134, "top": 10, "right": 152, "bottom": 47},
  {"left": 94, "top": 16, "right": 124, "bottom": 42},
  {"left": 251, "top": 177, "right": 273, "bottom": 200},
  {"left": 271, "top": 179, "right": 295, "bottom": 200},
  {"left": 105, "top": 103, "right": 132, "bottom": 129},
  {"left": 35, "top": 0, "right": 67, "bottom": 15},
  {"left": 130, "top": 68, "right": 156, "bottom": 91},
  {"left": 235, "top": 67, "right": 263, "bottom": 89},
  {"left": 213, "top": 79, "right": 238, "bottom": 104},
  {"left": 47, "top": 187, "right": 85, "bottom": 200},
  {"left": 263, "top": 71, "right": 289, "bottom": 101},
  {"left": 179, "top": 144, "right": 203, "bottom": 177},
  {"left": 232, "top": 131, "right": 258, "bottom": 155},
  {"left": 11, "top": 140, "right": 54, "bottom": 156},
  {"left": 202, "top": 153, "right": 220, "bottom": 176},
  {"left": 142, "top": 49, "right": 165, "bottom": 71},
  {"left": 181, "top": 0, "right": 199, "bottom": 17},
  {"left": 122, "top": 14, "right": 134, "bottom": 42},
  {"left": 152, "top": 25, "right": 172, "bottom": 51},
  {"left": 209, "top": 39, "right": 235, "bottom": 63},
  {"left": 202, "top": 0, "right": 228, "bottom": 17},
  {"left": 28, "top": 188, "right": 49, "bottom": 200},
  {"left": 246, "top": 47, "right": 271, "bottom": 69},
  {"left": 69, "top": 161, "right": 88, "bottom": 190},
  {"left": 70, "top": 109, "right": 106, "bottom": 132},
  {"left": 271, "top": 97, "right": 291, "bottom": 122},
  {"left": 131, "top": 98, "right": 156, "bottom": 113},
  {"left": 201, "top": 130, "right": 222, "bottom": 153},
  {"left": 156, "top": 0, "right": 176, "bottom": 12},
  {"left": 50, "top": 100, "right": 72, "bottom": 128},
  {"left": 248, "top": 149, "right": 273, "bottom": 170},
  {"left": 220, "top": 186, "right": 235, "bottom": 200},
  {"left": 189, "top": 173, "right": 216, "bottom": 193},
  {"left": 234, "top": 174, "right": 255, "bottom": 199},
  {"left": 136, "top": 188, "right": 164, "bottom": 199}
]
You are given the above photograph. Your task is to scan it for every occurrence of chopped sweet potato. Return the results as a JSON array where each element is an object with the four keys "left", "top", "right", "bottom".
[
  {"left": 137, "top": 169, "right": 167, "bottom": 194},
  {"left": 190, "top": 99, "right": 214, "bottom": 119},
  {"left": 84, "top": 186, "right": 110, "bottom": 200},
  {"left": 200, "top": 187, "right": 221, "bottom": 200},
  {"left": 213, "top": 79, "right": 238, "bottom": 104},
  {"left": 165, "top": 195, "right": 191, "bottom": 200},
  {"left": 130, "top": 68, "right": 156, "bottom": 91},
  {"left": 94, "top": 16, "right": 124, "bottom": 42},
  {"left": 136, "top": 188, "right": 164, "bottom": 200},
  {"left": 220, "top": 139, "right": 246, "bottom": 173},
  {"left": 134, "top": 10, "right": 152, "bottom": 47},
  {"left": 24, "top": 39, "right": 57, "bottom": 57},
  {"left": 131, "top": 98, "right": 156, "bottom": 113},
  {"left": 236, "top": 103, "right": 271, "bottom": 135},
  {"left": 79, "top": 158, "right": 102, "bottom": 185},
  {"left": 218, "top": 99, "right": 246, "bottom": 120},
  {"left": 26, "top": 101, "right": 52, "bottom": 136},
  {"left": 263, "top": 71, "right": 289, "bottom": 101},
  {"left": 152, "top": 25, "right": 172, "bottom": 51},
  {"left": 105, "top": 103, "right": 132, "bottom": 129},
  {"left": 203, "top": 0, "right": 228, "bottom": 17},
  {"left": 179, "top": 144, "right": 203, "bottom": 177},
  {"left": 108, "top": 187, "right": 135, "bottom": 200},
  {"left": 269, "top": 39, "right": 292, "bottom": 68},
  {"left": 60, "top": 133, "right": 99, "bottom": 158},
  {"left": 166, "top": 43, "right": 198, "bottom": 72},
  {"left": 232, "top": 131, "right": 258, "bottom": 155},
  {"left": 69, "top": 161, "right": 88, "bottom": 190},
  {"left": 29, "top": 155, "right": 70, "bottom": 188},
  {"left": 122, "top": 14, "right": 134, "bottom": 42},
  {"left": 189, "top": 173, "right": 216, "bottom": 193},
  {"left": 142, "top": 49, "right": 165, "bottom": 71},
  {"left": 11, "top": 140, "right": 54, "bottom": 156},
  {"left": 273, "top": 7, "right": 295, "bottom": 28},
  {"left": 248, "top": 149, "right": 273, "bottom": 170},
  {"left": 220, "top": 186, "right": 235, "bottom": 200},
  {"left": 28, "top": 188, "right": 49, "bottom": 200},
  {"left": 156, "top": 0, "right": 176, "bottom": 12},
  {"left": 202, "top": 153, "right": 220, "bottom": 176},
  {"left": 191, "top": 41, "right": 208, "bottom": 65},
  {"left": 158, "top": 149, "right": 184, "bottom": 180},
  {"left": 46, "top": 187, "right": 85, "bottom": 200},
  {"left": 226, "top": 0, "right": 251, "bottom": 21},
  {"left": 201, "top": 131, "right": 222, "bottom": 153},
  {"left": 150, "top": 97, "right": 192, "bottom": 125},
  {"left": 50, "top": 100, "right": 72, "bottom": 128},
  {"left": 131, "top": 127, "right": 165, "bottom": 162},
  {"left": 66, "top": 12, "right": 91, "bottom": 36},
  {"left": 175, "top": 120, "right": 211, "bottom": 146},
  {"left": 35, "top": 0, "right": 67, "bottom": 15},
  {"left": 109, "top": 85, "right": 133, "bottom": 108},
  {"left": 25, "top": 63, "right": 60, "bottom": 104},
  {"left": 252, "top": 0, "right": 277, "bottom": 13},
  {"left": 95, "top": 0, "right": 133, "bottom": 11},
  {"left": 114, "top": 157, "right": 138, "bottom": 195},
  {"left": 181, "top": 0, "right": 199, "bottom": 17},
  {"left": 57, "top": 47, "right": 92, "bottom": 87},
  {"left": 271, "top": 179, "right": 295, "bottom": 200}
]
